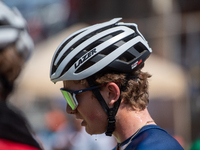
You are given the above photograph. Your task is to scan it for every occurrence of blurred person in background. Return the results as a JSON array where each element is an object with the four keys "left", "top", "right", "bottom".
[
  {"left": 66, "top": 115, "right": 116, "bottom": 150},
  {"left": 0, "top": 1, "right": 43, "bottom": 150},
  {"left": 38, "top": 108, "right": 115, "bottom": 150},
  {"left": 50, "top": 18, "right": 184, "bottom": 150},
  {"left": 38, "top": 109, "right": 70, "bottom": 150}
]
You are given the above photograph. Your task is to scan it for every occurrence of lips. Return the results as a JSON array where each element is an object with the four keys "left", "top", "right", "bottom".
[
  {"left": 75, "top": 115, "right": 83, "bottom": 120},
  {"left": 75, "top": 115, "right": 85, "bottom": 125},
  {"left": 81, "top": 120, "right": 86, "bottom": 126},
  {"left": 75, "top": 118, "right": 86, "bottom": 126}
]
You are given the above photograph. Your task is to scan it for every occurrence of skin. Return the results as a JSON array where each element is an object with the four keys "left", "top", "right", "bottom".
[
  {"left": 64, "top": 80, "right": 108, "bottom": 135},
  {"left": 63, "top": 80, "right": 156, "bottom": 143}
]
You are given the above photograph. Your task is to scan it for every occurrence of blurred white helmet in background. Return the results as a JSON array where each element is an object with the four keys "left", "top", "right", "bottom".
[{"left": 0, "top": 1, "right": 34, "bottom": 61}]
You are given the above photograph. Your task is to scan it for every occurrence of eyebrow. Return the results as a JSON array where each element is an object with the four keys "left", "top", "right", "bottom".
[
  {"left": 63, "top": 86, "right": 75, "bottom": 91},
  {"left": 63, "top": 81, "right": 86, "bottom": 91},
  {"left": 61, "top": 84, "right": 104, "bottom": 94},
  {"left": 63, "top": 81, "right": 72, "bottom": 89}
]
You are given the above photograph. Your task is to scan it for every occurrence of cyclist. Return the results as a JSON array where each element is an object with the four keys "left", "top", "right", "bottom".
[
  {"left": 50, "top": 18, "right": 184, "bottom": 150},
  {"left": 0, "top": 2, "right": 43, "bottom": 150}
]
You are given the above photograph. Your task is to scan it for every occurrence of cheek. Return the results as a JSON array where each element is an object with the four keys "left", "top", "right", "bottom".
[
  {"left": 89, "top": 99, "right": 108, "bottom": 124},
  {"left": 78, "top": 92, "right": 108, "bottom": 134},
  {"left": 79, "top": 93, "right": 106, "bottom": 121},
  {"left": 87, "top": 109, "right": 102, "bottom": 122}
]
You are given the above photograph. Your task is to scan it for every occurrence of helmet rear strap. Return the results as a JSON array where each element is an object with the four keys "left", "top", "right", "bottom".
[{"left": 86, "top": 77, "right": 121, "bottom": 136}]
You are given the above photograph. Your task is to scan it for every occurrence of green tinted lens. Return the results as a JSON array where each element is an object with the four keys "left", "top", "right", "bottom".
[{"left": 60, "top": 90, "right": 78, "bottom": 110}]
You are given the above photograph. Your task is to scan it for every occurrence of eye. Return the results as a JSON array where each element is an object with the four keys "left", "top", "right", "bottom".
[{"left": 75, "top": 93, "right": 81, "bottom": 98}]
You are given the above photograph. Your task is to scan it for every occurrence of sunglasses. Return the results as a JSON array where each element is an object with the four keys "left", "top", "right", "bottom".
[{"left": 60, "top": 85, "right": 104, "bottom": 110}]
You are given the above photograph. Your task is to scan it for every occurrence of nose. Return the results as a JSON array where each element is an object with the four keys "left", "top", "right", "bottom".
[{"left": 66, "top": 104, "right": 77, "bottom": 114}]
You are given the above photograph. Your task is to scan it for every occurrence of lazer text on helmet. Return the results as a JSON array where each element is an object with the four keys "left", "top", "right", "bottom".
[{"left": 74, "top": 48, "right": 97, "bottom": 69}]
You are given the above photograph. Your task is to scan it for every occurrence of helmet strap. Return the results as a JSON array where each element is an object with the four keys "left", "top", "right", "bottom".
[
  {"left": 86, "top": 77, "right": 121, "bottom": 136},
  {"left": 106, "top": 97, "right": 121, "bottom": 136}
]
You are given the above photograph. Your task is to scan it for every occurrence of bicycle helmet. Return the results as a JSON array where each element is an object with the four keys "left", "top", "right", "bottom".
[
  {"left": 50, "top": 18, "right": 152, "bottom": 83},
  {"left": 50, "top": 18, "right": 152, "bottom": 136},
  {"left": 0, "top": 1, "right": 34, "bottom": 61}
]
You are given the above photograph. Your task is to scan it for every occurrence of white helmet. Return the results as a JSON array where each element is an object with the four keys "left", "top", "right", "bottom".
[
  {"left": 50, "top": 18, "right": 152, "bottom": 83},
  {"left": 0, "top": 1, "right": 34, "bottom": 61}
]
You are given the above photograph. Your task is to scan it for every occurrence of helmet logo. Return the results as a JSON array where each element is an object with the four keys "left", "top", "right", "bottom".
[
  {"left": 131, "top": 59, "right": 142, "bottom": 69},
  {"left": 74, "top": 48, "right": 97, "bottom": 69}
]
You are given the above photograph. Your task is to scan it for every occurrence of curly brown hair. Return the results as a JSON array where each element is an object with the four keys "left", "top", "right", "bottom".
[{"left": 73, "top": 68, "right": 151, "bottom": 110}]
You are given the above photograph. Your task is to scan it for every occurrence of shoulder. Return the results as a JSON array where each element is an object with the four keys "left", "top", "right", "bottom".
[
  {"left": 128, "top": 125, "right": 184, "bottom": 150},
  {"left": 0, "top": 139, "right": 40, "bottom": 150},
  {"left": 0, "top": 101, "right": 43, "bottom": 150}
]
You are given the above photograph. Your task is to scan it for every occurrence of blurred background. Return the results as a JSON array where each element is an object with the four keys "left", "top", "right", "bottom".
[{"left": 3, "top": 0, "right": 200, "bottom": 150}]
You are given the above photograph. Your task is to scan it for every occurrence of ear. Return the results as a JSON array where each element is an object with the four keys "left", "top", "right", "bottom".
[{"left": 102, "top": 82, "right": 120, "bottom": 108}]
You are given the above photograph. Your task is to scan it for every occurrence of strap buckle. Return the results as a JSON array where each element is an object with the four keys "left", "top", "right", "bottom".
[{"left": 105, "top": 109, "right": 116, "bottom": 136}]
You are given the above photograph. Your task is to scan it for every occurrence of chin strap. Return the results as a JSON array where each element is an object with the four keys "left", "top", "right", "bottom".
[
  {"left": 86, "top": 77, "right": 121, "bottom": 136},
  {"left": 105, "top": 97, "right": 121, "bottom": 136}
]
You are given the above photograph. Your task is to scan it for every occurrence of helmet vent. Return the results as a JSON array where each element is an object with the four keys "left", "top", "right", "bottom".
[
  {"left": 117, "top": 49, "right": 136, "bottom": 62},
  {"left": 134, "top": 42, "right": 147, "bottom": 54},
  {"left": 60, "top": 50, "right": 86, "bottom": 76},
  {"left": 76, "top": 25, "right": 115, "bottom": 48},
  {"left": 75, "top": 61, "right": 95, "bottom": 73},
  {"left": 53, "top": 33, "right": 82, "bottom": 69}
]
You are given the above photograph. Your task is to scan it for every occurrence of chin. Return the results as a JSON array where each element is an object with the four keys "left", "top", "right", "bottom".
[{"left": 85, "top": 126, "right": 105, "bottom": 135}]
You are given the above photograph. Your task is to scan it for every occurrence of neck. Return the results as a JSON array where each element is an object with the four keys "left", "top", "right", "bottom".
[{"left": 113, "top": 104, "right": 156, "bottom": 143}]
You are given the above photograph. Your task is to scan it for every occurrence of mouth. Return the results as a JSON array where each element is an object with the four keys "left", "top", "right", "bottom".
[
  {"left": 75, "top": 115, "right": 83, "bottom": 120},
  {"left": 75, "top": 116, "right": 86, "bottom": 126},
  {"left": 81, "top": 120, "right": 86, "bottom": 126}
]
